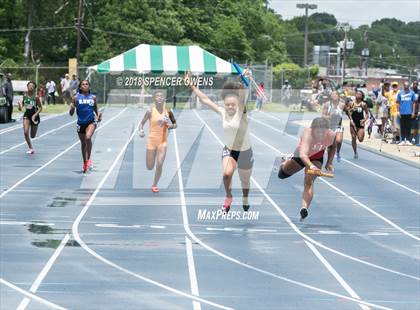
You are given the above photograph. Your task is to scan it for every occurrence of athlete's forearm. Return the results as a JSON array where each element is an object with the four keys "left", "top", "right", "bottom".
[
  {"left": 238, "top": 85, "right": 249, "bottom": 108},
  {"left": 299, "top": 153, "right": 313, "bottom": 168},
  {"left": 190, "top": 85, "right": 206, "bottom": 101},
  {"left": 69, "top": 97, "right": 76, "bottom": 116},
  {"left": 35, "top": 104, "right": 42, "bottom": 115},
  {"left": 168, "top": 112, "right": 177, "bottom": 127},
  {"left": 327, "top": 144, "right": 336, "bottom": 165},
  {"left": 192, "top": 86, "right": 209, "bottom": 103},
  {"left": 69, "top": 105, "right": 75, "bottom": 116},
  {"left": 139, "top": 113, "right": 149, "bottom": 130}
]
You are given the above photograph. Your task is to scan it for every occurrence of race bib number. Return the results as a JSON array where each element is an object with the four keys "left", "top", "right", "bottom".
[{"left": 222, "top": 147, "right": 231, "bottom": 157}]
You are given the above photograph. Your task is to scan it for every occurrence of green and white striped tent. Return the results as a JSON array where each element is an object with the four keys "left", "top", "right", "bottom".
[{"left": 88, "top": 44, "right": 240, "bottom": 75}]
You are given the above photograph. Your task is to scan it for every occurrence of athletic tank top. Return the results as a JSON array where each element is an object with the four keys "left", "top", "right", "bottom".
[
  {"left": 350, "top": 101, "right": 365, "bottom": 122},
  {"left": 23, "top": 94, "right": 37, "bottom": 112},
  {"left": 219, "top": 107, "right": 251, "bottom": 151},
  {"left": 326, "top": 101, "right": 343, "bottom": 128},
  {"left": 296, "top": 128, "right": 335, "bottom": 160},
  {"left": 148, "top": 106, "right": 169, "bottom": 144},
  {"left": 75, "top": 92, "right": 96, "bottom": 125}
]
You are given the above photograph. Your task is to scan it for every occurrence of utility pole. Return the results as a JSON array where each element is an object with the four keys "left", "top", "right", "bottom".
[
  {"left": 296, "top": 3, "right": 318, "bottom": 67},
  {"left": 337, "top": 22, "right": 351, "bottom": 82},
  {"left": 343, "top": 27, "right": 348, "bottom": 80},
  {"left": 76, "top": 0, "right": 83, "bottom": 71}
]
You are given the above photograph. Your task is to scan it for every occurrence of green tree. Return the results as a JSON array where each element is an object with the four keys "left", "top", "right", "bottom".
[{"left": 0, "top": 0, "right": 25, "bottom": 63}]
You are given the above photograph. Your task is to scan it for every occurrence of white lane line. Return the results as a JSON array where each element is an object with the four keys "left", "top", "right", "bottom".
[
  {"left": 16, "top": 234, "right": 70, "bottom": 310},
  {"left": 250, "top": 128, "right": 420, "bottom": 280},
  {"left": 0, "top": 221, "right": 28, "bottom": 225},
  {"left": 250, "top": 114, "right": 420, "bottom": 242},
  {"left": 258, "top": 111, "right": 420, "bottom": 196},
  {"left": 0, "top": 119, "right": 75, "bottom": 155},
  {"left": 71, "top": 127, "right": 232, "bottom": 310},
  {"left": 0, "top": 112, "right": 67, "bottom": 135},
  {"left": 193, "top": 113, "right": 370, "bottom": 307},
  {"left": 0, "top": 108, "right": 127, "bottom": 199},
  {"left": 94, "top": 224, "right": 166, "bottom": 229},
  {"left": 0, "top": 278, "right": 66, "bottom": 310},
  {"left": 0, "top": 143, "right": 78, "bottom": 199},
  {"left": 247, "top": 228, "right": 277, "bottom": 233},
  {"left": 304, "top": 241, "right": 370, "bottom": 310},
  {"left": 185, "top": 237, "right": 201, "bottom": 310},
  {"left": 0, "top": 124, "right": 22, "bottom": 134},
  {"left": 341, "top": 159, "right": 419, "bottom": 196},
  {"left": 173, "top": 122, "right": 391, "bottom": 310},
  {"left": 321, "top": 177, "right": 420, "bottom": 242},
  {"left": 95, "top": 223, "right": 141, "bottom": 229}
]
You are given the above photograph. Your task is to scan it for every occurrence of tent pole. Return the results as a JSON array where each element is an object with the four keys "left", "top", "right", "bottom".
[
  {"left": 140, "top": 74, "right": 145, "bottom": 108},
  {"left": 103, "top": 75, "right": 106, "bottom": 105}
]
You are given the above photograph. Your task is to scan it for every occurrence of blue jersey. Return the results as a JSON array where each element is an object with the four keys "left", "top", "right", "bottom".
[
  {"left": 75, "top": 93, "right": 96, "bottom": 124},
  {"left": 397, "top": 90, "right": 415, "bottom": 115}
]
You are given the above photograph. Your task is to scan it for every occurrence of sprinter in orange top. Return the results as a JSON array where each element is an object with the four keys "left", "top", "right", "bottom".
[{"left": 139, "top": 90, "right": 177, "bottom": 193}]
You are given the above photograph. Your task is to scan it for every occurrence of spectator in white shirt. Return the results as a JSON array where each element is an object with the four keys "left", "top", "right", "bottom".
[
  {"left": 46, "top": 80, "right": 56, "bottom": 105},
  {"left": 61, "top": 73, "right": 72, "bottom": 105}
]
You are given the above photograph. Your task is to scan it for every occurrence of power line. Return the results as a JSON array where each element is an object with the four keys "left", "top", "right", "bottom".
[
  {"left": 367, "top": 28, "right": 420, "bottom": 39},
  {"left": 0, "top": 26, "right": 75, "bottom": 32},
  {"left": 365, "top": 29, "right": 420, "bottom": 44},
  {"left": 281, "top": 27, "right": 337, "bottom": 38},
  {"left": 83, "top": 0, "right": 97, "bottom": 26}
]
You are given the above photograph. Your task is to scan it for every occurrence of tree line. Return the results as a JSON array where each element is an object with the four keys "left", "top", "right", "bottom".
[{"left": 0, "top": 0, "right": 418, "bottom": 74}]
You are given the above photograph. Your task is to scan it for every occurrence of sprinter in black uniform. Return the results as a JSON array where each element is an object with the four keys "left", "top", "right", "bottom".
[
  {"left": 347, "top": 90, "right": 368, "bottom": 159},
  {"left": 18, "top": 81, "right": 42, "bottom": 154}
]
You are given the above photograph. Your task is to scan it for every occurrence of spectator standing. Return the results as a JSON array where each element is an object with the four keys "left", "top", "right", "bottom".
[
  {"left": 46, "top": 79, "right": 56, "bottom": 105},
  {"left": 411, "top": 80, "right": 419, "bottom": 144},
  {"left": 3, "top": 73, "right": 14, "bottom": 122},
  {"left": 281, "top": 80, "right": 292, "bottom": 105},
  {"left": 0, "top": 73, "right": 6, "bottom": 122},
  {"left": 396, "top": 81, "right": 416, "bottom": 145},
  {"left": 376, "top": 81, "right": 390, "bottom": 136},
  {"left": 70, "top": 74, "right": 79, "bottom": 96},
  {"left": 255, "top": 82, "right": 265, "bottom": 111},
  {"left": 388, "top": 81, "right": 400, "bottom": 142},
  {"left": 61, "top": 73, "right": 72, "bottom": 105},
  {"left": 37, "top": 83, "right": 46, "bottom": 106}
]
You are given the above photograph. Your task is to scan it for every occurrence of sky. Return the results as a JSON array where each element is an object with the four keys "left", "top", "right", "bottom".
[{"left": 270, "top": 0, "right": 420, "bottom": 27}]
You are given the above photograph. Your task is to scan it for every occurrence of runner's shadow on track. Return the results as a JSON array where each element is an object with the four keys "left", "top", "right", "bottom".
[
  {"left": 31, "top": 239, "right": 80, "bottom": 249},
  {"left": 73, "top": 169, "right": 98, "bottom": 175}
]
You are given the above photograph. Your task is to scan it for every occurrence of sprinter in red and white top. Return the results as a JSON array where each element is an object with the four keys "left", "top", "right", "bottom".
[{"left": 278, "top": 117, "right": 336, "bottom": 221}]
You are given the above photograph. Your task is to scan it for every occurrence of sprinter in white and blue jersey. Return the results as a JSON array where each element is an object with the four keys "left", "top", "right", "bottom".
[{"left": 69, "top": 80, "right": 102, "bottom": 173}]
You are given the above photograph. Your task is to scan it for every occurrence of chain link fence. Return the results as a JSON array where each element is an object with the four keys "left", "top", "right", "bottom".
[{"left": 1, "top": 64, "right": 319, "bottom": 110}]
